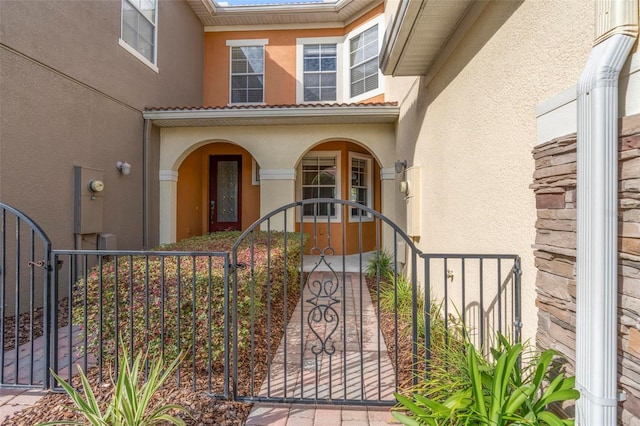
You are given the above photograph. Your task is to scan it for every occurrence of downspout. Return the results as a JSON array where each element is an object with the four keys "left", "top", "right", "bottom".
[{"left": 575, "top": 1, "right": 637, "bottom": 424}]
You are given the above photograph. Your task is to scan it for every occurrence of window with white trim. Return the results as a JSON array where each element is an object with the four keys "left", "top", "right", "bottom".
[
  {"left": 350, "top": 25, "right": 378, "bottom": 98},
  {"left": 349, "top": 153, "right": 373, "bottom": 220},
  {"left": 121, "top": 0, "right": 157, "bottom": 65},
  {"left": 230, "top": 45, "right": 264, "bottom": 103},
  {"left": 296, "top": 16, "right": 384, "bottom": 104},
  {"left": 303, "top": 44, "right": 338, "bottom": 102},
  {"left": 300, "top": 152, "right": 341, "bottom": 219}
]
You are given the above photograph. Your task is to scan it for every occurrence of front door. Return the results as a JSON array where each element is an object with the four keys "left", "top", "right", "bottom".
[{"left": 209, "top": 155, "right": 242, "bottom": 232}]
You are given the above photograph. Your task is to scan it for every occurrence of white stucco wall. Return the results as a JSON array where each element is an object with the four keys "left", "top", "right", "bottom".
[{"left": 386, "top": 0, "right": 594, "bottom": 344}]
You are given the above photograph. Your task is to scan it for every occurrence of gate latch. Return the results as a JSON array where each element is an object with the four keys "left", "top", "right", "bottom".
[{"left": 27, "top": 260, "right": 46, "bottom": 268}]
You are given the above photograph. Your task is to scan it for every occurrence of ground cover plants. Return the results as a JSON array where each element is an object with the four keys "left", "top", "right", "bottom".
[{"left": 72, "top": 231, "right": 304, "bottom": 392}]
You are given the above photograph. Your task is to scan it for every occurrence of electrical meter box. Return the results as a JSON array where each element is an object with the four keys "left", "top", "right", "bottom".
[{"left": 74, "top": 166, "right": 104, "bottom": 234}]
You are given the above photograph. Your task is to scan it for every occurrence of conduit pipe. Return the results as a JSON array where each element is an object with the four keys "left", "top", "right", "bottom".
[{"left": 575, "top": 1, "right": 637, "bottom": 424}]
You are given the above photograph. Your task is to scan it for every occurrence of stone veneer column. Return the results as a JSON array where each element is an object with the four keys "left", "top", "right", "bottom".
[{"left": 531, "top": 114, "right": 640, "bottom": 424}]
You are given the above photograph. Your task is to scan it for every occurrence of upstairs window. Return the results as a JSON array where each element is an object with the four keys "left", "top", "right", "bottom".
[
  {"left": 121, "top": 0, "right": 157, "bottom": 66},
  {"left": 230, "top": 46, "right": 264, "bottom": 104},
  {"left": 303, "top": 44, "right": 337, "bottom": 102},
  {"left": 350, "top": 24, "right": 378, "bottom": 98},
  {"left": 296, "top": 17, "right": 383, "bottom": 104}
]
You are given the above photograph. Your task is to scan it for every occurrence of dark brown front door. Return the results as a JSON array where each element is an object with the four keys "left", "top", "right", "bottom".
[{"left": 209, "top": 155, "right": 242, "bottom": 232}]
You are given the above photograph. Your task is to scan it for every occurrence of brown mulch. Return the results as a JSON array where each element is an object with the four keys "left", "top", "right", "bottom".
[
  {"left": 4, "top": 272, "right": 414, "bottom": 425},
  {"left": 365, "top": 276, "right": 426, "bottom": 392},
  {"left": 4, "top": 275, "right": 301, "bottom": 425}
]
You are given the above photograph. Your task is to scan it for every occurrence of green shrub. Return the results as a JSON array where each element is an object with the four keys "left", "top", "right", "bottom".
[
  {"left": 40, "top": 346, "right": 187, "bottom": 426},
  {"left": 74, "top": 231, "right": 304, "bottom": 371},
  {"left": 393, "top": 334, "right": 579, "bottom": 426}
]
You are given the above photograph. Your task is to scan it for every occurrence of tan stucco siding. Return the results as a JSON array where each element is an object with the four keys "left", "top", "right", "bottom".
[{"left": 387, "top": 0, "right": 594, "bottom": 344}]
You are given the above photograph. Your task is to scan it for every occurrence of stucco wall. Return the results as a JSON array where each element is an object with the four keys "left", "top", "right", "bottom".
[
  {"left": 0, "top": 0, "right": 204, "bottom": 250},
  {"left": 386, "top": 0, "right": 594, "bottom": 343}
]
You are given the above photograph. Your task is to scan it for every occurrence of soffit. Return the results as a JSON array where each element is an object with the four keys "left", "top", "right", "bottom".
[
  {"left": 143, "top": 103, "right": 399, "bottom": 127},
  {"left": 186, "top": 0, "right": 382, "bottom": 27},
  {"left": 380, "top": 0, "right": 476, "bottom": 76}
]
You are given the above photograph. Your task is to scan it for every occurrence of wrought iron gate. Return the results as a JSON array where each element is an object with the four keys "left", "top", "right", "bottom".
[
  {"left": 1, "top": 200, "right": 521, "bottom": 408},
  {"left": 0, "top": 203, "right": 52, "bottom": 389},
  {"left": 229, "top": 199, "right": 522, "bottom": 405}
]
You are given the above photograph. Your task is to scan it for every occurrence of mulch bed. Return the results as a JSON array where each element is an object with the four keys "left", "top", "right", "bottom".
[
  {"left": 3, "top": 276, "right": 301, "bottom": 425},
  {"left": 4, "top": 271, "right": 414, "bottom": 425}
]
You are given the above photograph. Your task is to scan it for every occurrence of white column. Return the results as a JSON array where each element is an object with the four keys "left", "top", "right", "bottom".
[
  {"left": 159, "top": 170, "right": 178, "bottom": 245},
  {"left": 259, "top": 169, "right": 296, "bottom": 232}
]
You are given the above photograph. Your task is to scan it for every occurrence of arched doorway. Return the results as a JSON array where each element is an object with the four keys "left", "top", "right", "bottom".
[
  {"left": 295, "top": 140, "right": 381, "bottom": 255},
  {"left": 176, "top": 142, "right": 260, "bottom": 241}
]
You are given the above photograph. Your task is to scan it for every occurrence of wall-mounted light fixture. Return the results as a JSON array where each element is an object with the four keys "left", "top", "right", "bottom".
[
  {"left": 395, "top": 160, "right": 407, "bottom": 174},
  {"left": 116, "top": 161, "right": 131, "bottom": 176}
]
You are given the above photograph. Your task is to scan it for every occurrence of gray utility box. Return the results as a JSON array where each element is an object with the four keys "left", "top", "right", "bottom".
[{"left": 74, "top": 166, "right": 104, "bottom": 235}]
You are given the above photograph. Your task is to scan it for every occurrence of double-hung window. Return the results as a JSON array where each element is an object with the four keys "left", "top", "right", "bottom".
[
  {"left": 121, "top": 0, "right": 157, "bottom": 67},
  {"left": 349, "top": 24, "right": 379, "bottom": 98},
  {"left": 228, "top": 41, "right": 265, "bottom": 104},
  {"left": 303, "top": 44, "right": 337, "bottom": 102},
  {"left": 349, "top": 153, "right": 373, "bottom": 220},
  {"left": 296, "top": 17, "right": 383, "bottom": 103},
  {"left": 300, "top": 153, "right": 340, "bottom": 218}
]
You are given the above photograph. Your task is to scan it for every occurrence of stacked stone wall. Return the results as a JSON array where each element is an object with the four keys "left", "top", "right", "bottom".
[{"left": 531, "top": 114, "right": 640, "bottom": 423}]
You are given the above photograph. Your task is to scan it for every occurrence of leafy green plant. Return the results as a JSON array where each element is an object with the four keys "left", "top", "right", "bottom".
[
  {"left": 365, "top": 250, "right": 395, "bottom": 281},
  {"left": 40, "top": 347, "right": 187, "bottom": 426},
  {"left": 392, "top": 334, "right": 579, "bottom": 426}
]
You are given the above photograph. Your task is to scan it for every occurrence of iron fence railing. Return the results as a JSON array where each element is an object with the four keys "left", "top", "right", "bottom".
[
  {"left": 1, "top": 200, "right": 522, "bottom": 410},
  {"left": 49, "top": 250, "right": 231, "bottom": 398}
]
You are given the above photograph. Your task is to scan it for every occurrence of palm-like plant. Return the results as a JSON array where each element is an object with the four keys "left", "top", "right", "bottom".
[
  {"left": 393, "top": 334, "right": 579, "bottom": 426},
  {"left": 39, "top": 347, "right": 187, "bottom": 426}
]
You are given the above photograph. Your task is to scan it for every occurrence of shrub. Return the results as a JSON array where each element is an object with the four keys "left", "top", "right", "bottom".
[
  {"left": 73, "top": 231, "right": 305, "bottom": 372},
  {"left": 393, "top": 334, "right": 579, "bottom": 426}
]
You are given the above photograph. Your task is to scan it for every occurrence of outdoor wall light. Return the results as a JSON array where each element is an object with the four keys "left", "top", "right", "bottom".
[
  {"left": 116, "top": 161, "right": 131, "bottom": 175},
  {"left": 395, "top": 160, "right": 407, "bottom": 174}
]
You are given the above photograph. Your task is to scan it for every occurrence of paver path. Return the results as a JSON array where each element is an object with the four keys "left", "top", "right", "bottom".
[{"left": 246, "top": 268, "right": 400, "bottom": 425}]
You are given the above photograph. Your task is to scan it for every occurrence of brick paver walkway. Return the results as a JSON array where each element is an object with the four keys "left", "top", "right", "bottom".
[{"left": 245, "top": 269, "right": 400, "bottom": 425}]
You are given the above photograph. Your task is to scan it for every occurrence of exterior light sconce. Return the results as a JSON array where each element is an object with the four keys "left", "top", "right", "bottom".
[
  {"left": 116, "top": 161, "right": 131, "bottom": 175},
  {"left": 395, "top": 160, "right": 407, "bottom": 174}
]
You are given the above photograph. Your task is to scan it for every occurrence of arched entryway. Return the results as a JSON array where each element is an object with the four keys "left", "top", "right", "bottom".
[
  {"left": 176, "top": 142, "right": 260, "bottom": 241},
  {"left": 295, "top": 140, "right": 382, "bottom": 255}
]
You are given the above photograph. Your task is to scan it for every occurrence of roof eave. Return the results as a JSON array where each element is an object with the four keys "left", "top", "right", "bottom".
[
  {"left": 380, "top": 0, "right": 483, "bottom": 77},
  {"left": 143, "top": 105, "right": 400, "bottom": 127}
]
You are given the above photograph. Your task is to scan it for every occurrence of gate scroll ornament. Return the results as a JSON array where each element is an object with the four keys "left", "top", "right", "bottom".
[{"left": 306, "top": 247, "right": 340, "bottom": 356}]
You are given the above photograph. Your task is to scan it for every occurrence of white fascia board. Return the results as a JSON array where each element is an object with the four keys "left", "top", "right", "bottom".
[
  {"left": 143, "top": 105, "right": 400, "bottom": 121},
  {"left": 206, "top": 22, "right": 344, "bottom": 32}
]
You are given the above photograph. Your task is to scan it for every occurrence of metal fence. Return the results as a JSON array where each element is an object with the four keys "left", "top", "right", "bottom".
[{"left": 1, "top": 201, "right": 522, "bottom": 408}]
